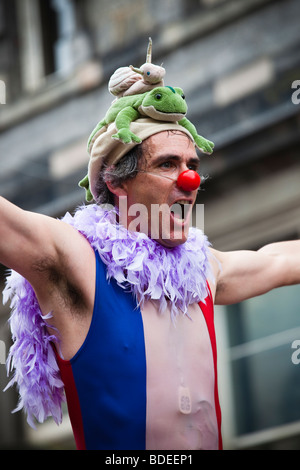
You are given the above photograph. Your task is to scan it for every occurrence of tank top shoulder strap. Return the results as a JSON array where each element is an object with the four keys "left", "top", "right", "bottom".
[{"left": 199, "top": 282, "right": 223, "bottom": 450}]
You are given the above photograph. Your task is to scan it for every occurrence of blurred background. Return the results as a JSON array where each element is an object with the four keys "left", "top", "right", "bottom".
[{"left": 0, "top": 0, "right": 300, "bottom": 450}]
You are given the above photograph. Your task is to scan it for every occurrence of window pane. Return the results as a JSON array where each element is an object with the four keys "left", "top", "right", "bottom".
[
  {"left": 227, "top": 284, "right": 300, "bottom": 346},
  {"left": 231, "top": 343, "right": 300, "bottom": 434}
]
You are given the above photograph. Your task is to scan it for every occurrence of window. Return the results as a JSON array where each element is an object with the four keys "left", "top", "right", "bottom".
[
  {"left": 226, "top": 283, "right": 300, "bottom": 437},
  {"left": 16, "top": 0, "right": 87, "bottom": 92},
  {"left": 39, "top": 0, "right": 59, "bottom": 76}
]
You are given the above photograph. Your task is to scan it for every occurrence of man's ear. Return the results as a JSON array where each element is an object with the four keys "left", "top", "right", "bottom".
[{"left": 106, "top": 179, "right": 128, "bottom": 198}]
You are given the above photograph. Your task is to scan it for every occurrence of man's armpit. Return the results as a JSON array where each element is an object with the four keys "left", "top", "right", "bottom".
[{"left": 31, "top": 256, "right": 86, "bottom": 314}]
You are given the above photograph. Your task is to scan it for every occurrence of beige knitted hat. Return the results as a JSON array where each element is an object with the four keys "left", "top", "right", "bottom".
[{"left": 87, "top": 117, "right": 195, "bottom": 201}]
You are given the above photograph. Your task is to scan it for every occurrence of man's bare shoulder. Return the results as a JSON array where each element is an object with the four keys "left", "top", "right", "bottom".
[{"left": 0, "top": 197, "right": 92, "bottom": 282}]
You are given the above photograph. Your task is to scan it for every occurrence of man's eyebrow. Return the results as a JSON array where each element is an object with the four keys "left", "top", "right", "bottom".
[
  {"left": 150, "top": 154, "right": 200, "bottom": 166},
  {"left": 151, "top": 154, "right": 180, "bottom": 165}
]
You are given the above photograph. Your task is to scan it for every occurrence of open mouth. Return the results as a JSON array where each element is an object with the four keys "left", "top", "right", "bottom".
[{"left": 170, "top": 200, "right": 192, "bottom": 225}]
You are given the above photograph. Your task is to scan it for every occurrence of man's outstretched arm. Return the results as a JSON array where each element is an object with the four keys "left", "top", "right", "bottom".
[
  {"left": 0, "top": 196, "right": 94, "bottom": 308},
  {"left": 0, "top": 196, "right": 60, "bottom": 280},
  {"left": 212, "top": 240, "right": 300, "bottom": 305}
]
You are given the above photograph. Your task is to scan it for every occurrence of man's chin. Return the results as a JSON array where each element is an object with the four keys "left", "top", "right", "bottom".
[
  {"left": 151, "top": 222, "right": 190, "bottom": 247},
  {"left": 156, "top": 233, "right": 189, "bottom": 248}
]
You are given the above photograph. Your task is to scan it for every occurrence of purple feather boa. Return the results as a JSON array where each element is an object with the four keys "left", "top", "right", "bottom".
[
  {"left": 3, "top": 203, "right": 213, "bottom": 427},
  {"left": 3, "top": 272, "right": 65, "bottom": 428}
]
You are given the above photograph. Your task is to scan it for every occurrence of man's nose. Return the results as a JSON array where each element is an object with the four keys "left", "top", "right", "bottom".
[{"left": 176, "top": 170, "right": 201, "bottom": 191}]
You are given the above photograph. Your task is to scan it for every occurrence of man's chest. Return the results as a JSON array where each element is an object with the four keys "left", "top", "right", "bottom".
[{"left": 140, "top": 301, "right": 219, "bottom": 450}]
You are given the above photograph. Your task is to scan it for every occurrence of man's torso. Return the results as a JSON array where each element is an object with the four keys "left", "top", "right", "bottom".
[{"left": 54, "top": 251, "right": 220, "bottom": 450}]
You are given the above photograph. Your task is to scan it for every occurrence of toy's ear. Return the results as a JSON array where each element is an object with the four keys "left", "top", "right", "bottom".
[{"left": 78, "top": 174, "right": 94, "bottom": 202}]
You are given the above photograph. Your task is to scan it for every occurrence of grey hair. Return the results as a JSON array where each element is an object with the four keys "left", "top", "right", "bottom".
[{"left": 94, "top": 143, "right": 146, "bottom": 205}]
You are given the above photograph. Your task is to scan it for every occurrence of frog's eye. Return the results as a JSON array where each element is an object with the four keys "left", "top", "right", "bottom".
[
  {"left": 155, "top": 93, "right": 162, "bottom": 100},
  {"left": 181, "top": 94, "right": 185, "bottom": 100}
]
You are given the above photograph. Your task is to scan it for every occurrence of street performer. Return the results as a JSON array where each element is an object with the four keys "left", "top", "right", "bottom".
[{"left": 1, "top": 42, "right": 300, "bottom": 450}]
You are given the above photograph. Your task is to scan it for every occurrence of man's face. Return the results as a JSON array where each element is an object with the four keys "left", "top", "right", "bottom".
[{"left": 119, "top": 131, "right": 200, "bottom": 248}]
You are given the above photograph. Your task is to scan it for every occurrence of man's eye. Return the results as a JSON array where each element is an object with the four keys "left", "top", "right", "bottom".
[{"left": 160, "top": 162, "right": 173, "bottom": 169}]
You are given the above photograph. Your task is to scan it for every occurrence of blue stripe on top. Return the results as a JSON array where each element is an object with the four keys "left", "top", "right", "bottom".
[{"left": 69, "top": 251, "right": 147, "bottom": 450}]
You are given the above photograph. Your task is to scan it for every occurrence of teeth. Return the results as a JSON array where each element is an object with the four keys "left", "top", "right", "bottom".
[
  {"left": 175, "top": 200, "right": 190, "bottom": 205},
  {"left": 170, "top": 200, "right": 191, "bottom": 221}
]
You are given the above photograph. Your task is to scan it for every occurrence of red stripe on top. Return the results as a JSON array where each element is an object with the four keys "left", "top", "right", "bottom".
[
  {"left": 54, "top": 349, "right": 86, "bottom": 450},
  {"left": 199, "top": 287, "right": 223, "bottom": 450}
]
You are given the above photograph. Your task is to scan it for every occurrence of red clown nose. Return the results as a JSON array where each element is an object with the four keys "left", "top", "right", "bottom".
[{"left": 176, "top": 170, "right": 201, "bottom": 192}]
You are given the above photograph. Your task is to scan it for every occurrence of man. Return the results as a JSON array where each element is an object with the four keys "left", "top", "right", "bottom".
[{"left": 1, "top": 114, "right": 300, "bottom": 450}]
